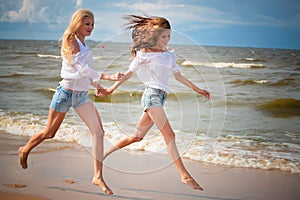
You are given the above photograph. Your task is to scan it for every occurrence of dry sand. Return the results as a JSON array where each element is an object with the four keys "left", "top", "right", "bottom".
[{"left": 0, "top": 130, "right": 299, "bottom": 200}]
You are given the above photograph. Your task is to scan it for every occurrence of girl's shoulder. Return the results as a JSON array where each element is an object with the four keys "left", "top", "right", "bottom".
[{"left": 138, "top": 48, "right": 175, "bottom": 56}]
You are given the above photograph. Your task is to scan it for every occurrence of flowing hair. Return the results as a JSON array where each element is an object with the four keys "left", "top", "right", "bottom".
[
  {"left": 123, "top": 15, "right": 171, "bottom": 57},
  {"left": 61, "top": 9, "right": 94, "bottom": 64}
]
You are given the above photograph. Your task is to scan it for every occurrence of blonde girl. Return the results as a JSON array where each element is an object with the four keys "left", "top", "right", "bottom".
[
  {"left": 19, "top": 9, "right": 123, "bottom": 195},
  {"left": 96, "top": 15, "right": 210, "bottom": 190}
]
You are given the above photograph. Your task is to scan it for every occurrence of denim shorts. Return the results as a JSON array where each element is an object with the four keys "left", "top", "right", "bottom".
[
  {"left": 50, "top": 85, "right": 90, "bottom": 113},
  {"left": 141, "top": 87, "right": 167, "bottom": 111}
]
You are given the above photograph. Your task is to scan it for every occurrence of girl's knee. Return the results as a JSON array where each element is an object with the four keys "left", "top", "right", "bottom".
[
  {"left": 162, "top": 132, "right": 175, "bottom": 144},
  {"left": 42, "top": 131, "right": 56, "bottom": 139},
  {"left": 43, "top": 125, "right": 60, "bottom": 139},
  {"left": 93, "top": 129, "right": 105, "bottom": 139}
]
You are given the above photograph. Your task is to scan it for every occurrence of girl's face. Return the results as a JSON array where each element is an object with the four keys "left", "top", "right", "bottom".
[
  {"left": 155, "top": 29, "right": 171, "bottom": 50},
  {"left": 77, "top": 16, "right": 94, "bottom": 37}
]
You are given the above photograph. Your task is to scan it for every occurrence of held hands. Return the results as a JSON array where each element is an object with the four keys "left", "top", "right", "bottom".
[
  {"left": 95, "top": 87, "right": 113, "bottom": 97},
  {"left": 95, "top": 72, "right": 124, "bottom": 97}
]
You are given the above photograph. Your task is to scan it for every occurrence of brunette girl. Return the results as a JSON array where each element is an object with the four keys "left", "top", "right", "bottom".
[{"left": 96, "top": 15, "right": 210, "bottom": 190}]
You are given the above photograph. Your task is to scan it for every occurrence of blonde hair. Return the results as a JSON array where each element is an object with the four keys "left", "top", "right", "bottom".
[
  {"left": 61, "top": 9, "right": 94, "bottom": 63},
  {"left": 123, "top": 15, "right": 171, "bottom": 57}
]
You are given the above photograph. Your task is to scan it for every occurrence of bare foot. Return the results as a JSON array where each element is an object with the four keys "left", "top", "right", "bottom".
[
  {"left": 4, "top": 183, "right": 27, "bottom": 188},
  {"left": 19, "top": 147, "right": 28, "bottom": 169},
  {"left": 92, "top": 178, "right": 113, "bottom": 195},
  {"left": 182, "top": 177, "right": 203, "bottom": 190}
]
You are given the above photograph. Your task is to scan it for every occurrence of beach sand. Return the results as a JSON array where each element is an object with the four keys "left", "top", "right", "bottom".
[{"left": 0, "top": 130, "right": 299, "bottom": 200}]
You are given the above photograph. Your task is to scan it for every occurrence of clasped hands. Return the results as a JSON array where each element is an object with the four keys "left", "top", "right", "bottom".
[
  {"left": 95, "top": 86, "right": 112, "bottom": 97},
  {"left": 95, "top": 72, "right": 124, "bottom": 97}
]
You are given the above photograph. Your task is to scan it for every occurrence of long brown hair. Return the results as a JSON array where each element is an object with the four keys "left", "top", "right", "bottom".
[
  {"left": 123, "top": 15, "right": 171, "bottom": 57},
  {"left": 61, "top": 9, "right": 94, "bottom": 64}
]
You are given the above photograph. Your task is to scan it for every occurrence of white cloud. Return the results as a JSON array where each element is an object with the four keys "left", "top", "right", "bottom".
[
  {"left": 0, "top": 0, "right": 77, "bottom": 24},
  {"left": 111, "top": 1, "right": 239, "bottom": 31},
  {"left": 76, "top": 0, "right": 83, "bottom": 9},
  {"left": 2, "top": 0, "right": 49, "bottom": 23},
  {"left": 110, "top": 1, "right": 300, "bottom": 30},
  {"left": 114, "top": 1, "right": 184, "bottom": 13},
  {"left": 0, "top": 0, "right": 298, "bottom": 43}
]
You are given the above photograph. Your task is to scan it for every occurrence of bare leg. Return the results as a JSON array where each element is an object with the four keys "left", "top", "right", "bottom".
[
  {"left": 19, "top": 109, "right": 66, "bottom": 169},
  {"left": 75, "top": 102, "right": 112, "bottom": 195},
  {"left": 103, "top": 112, "right": 153, "bottom": 159},
  {"left": 147, "top": 107, "right": 203, "bottom": 190}
]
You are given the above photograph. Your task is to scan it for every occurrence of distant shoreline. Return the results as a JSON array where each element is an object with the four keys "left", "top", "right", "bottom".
[{"left": 1, "top": 38, "right": 299, "bottom": 51}]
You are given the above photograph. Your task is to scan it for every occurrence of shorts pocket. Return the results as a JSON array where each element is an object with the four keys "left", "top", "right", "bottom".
[{"left": 55, "top": 89, "right": 70, "bottom": 105}]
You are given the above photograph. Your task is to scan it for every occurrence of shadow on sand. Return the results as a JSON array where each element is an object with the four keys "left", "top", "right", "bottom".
[{"left": 122, "top": 188, "right": 242, "bottom": 200}]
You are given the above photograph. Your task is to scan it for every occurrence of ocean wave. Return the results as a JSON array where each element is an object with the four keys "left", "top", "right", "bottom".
[
  {"left": 270, "top": 78, "right": 296, "bottom": 86},
  {"left": 37, "top": 54, "right": 61, "bottom": 59},
  {"left": 243, "top": 57, "right": 266, "bottom": 62},
  {"left": 1, "top": 110, "right": 299, "bottom": 173},
  {"left": 36, "top": 54, "right": 108, "bottom": 60},
  {"left": 105, "top": 127, "right": 300, "bottom": 173},
  {"left": 44, "top": 87, "right": 57, "bottom": 93},
  {"left": 230, "top": 79, "right": 268, "bottom": 85},
  {"left": 90, "top": 90, "right": 140, "bottom": 103},
  {"left": 93, "top": 55, "right": 106, "bottom": 60},
  {"left": 230, "top": 78, "right": 296, "bottom": 87},
  {"left": 181, "top": 61, "right": 266, "bottom": 69},
  {"left": 185, "top": 135, "right": 300, "bottom": 173},
  {"left": 0, "top": 110, "right": 81, "bottom": 143},
  {"left": 258, "top": 98, "right": 300, "bottom": 117},
  {"left": 0, "top": 71, "right": 38, "bottom": 78}
]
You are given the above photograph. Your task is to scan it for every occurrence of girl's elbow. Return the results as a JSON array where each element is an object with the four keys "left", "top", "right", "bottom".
[
  {"left": 174, "top": 72, "right": 182, "bottom": 80},
  {"left": 175, "top": 75, "right": 184, "bottom": 82}
]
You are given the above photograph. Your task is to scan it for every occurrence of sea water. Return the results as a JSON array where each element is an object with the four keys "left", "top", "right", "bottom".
[{"left": 0, "top": 39, "right": 299, "bottom": 173}]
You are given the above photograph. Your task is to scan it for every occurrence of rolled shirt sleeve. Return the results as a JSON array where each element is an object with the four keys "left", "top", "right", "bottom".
[
  {"left": 61, "top": 51, "right": 101, "bottom": 81},
  {"left": 59, "top": 42, "right": 102, "bottom": 91}
]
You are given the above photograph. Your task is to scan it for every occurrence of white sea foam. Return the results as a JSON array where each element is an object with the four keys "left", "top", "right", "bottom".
[
  {"left": 37, "top": 54, "right": 105, "bottom": 60},
  {"left": 1, "top": 109, "right": 299, "bottom": 173},
  {"left": 102, "top": 120, "right": 300, "bottom": 173},
  {"left": 254, "top": 80, "right": 268, "bottom": 84},
  {"left": 37, "top": 54, "right": 61, "bottom": 59},
  {"left": 181, "top": 60, "right": 265, "bottom": 69}
]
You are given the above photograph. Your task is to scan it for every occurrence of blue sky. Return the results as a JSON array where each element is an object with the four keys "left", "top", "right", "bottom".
[{"left": 0, "top": 0, "right": 299, "bottom": 49}]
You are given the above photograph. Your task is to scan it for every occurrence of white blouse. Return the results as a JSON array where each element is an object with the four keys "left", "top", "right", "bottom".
[
  {"left": 59, "top": 38, "right": 101, "bottom": 91},
  {"left": 129, "top": 50, "right": 180, "bottom": 93}
]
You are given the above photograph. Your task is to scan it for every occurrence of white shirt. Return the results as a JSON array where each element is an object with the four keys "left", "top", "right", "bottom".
[
  {"left": 129, "top": 50, "right": 180, "bottom": 93},
  {"left": 59, "top": 38, "right": 101, "bottom": 91}
]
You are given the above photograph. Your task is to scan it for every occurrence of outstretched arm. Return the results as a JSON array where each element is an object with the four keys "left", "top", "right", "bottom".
[
  {"left": 174, "top": 72, "right": 210, "bottom": 99},
  {"left": 100, "top": 72, "right": 124, "bottom": 81},
  {"left": 90, "top": 72, "right": 124, "bottom": 89},
  {"left": 95, "top": 70, "right": 134, "bottom": 97}
]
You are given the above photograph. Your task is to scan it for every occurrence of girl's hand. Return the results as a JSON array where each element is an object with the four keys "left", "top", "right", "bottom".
[
  {"left": 199, "top": 89, "right": 210, "bottom": 100},
  {"left": 95, "top": 87, "right": 113, "bottom": 97},
  {"left": 110, "top": 72, "right": 124, "bottom": 81}
]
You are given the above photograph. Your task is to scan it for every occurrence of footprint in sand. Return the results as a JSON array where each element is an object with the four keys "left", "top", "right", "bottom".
[
  {"left": 4, "top": 183, "right": 27, "bottom": 188},
  {"left": 63, "top": 179, "right": 76, "bottom": 184}
]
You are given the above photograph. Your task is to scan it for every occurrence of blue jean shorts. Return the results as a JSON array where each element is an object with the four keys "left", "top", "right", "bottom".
[
  {"left": 50, "top": 85, "right": 90, "bottom": 113},
  {"left": 141, "top": 87, "right": 167, "bottom": 111}
]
